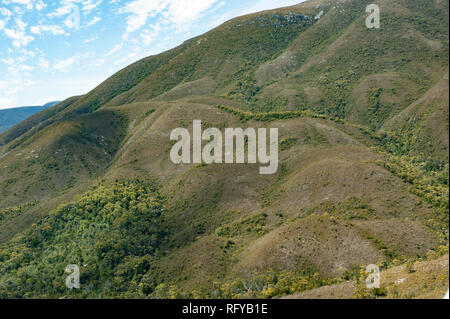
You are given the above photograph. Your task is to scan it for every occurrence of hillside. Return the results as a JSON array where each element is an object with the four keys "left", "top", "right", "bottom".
[
  {"left": 0, "top": 0, "right": 448, "bottom": 299},
  {"left": 0, "top": 102, "right": 59, "bottom": 133},
  {"left": 284, "top": 253, "right": 449, "bottom": 299}
]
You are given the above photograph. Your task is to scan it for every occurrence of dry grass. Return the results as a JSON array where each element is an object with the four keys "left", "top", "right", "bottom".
[{"left": 285, "top": 254, "right": 449, "bottom": 299}]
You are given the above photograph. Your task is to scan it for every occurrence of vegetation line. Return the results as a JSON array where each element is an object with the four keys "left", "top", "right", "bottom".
[{"left": 216, "top": 104, "right": 449, "bottom": 215}]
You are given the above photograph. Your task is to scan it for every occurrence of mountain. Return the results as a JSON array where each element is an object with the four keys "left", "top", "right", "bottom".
[
  {"left": 0, "top": 101, "right": 60, "bottom": 133},
  {"left": 0, "top": 0, "right": 448, "bottom": 299}
]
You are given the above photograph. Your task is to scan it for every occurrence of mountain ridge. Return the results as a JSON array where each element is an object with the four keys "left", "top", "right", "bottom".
[{"left": 0, "top": 101, "right": 60, "bottom": 133}]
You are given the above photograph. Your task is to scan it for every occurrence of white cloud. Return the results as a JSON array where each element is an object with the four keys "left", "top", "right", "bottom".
[
  {"left": 0, "top": 75, "right": 40, "bottom": 109},
  {"left": 0, "top": 74, "right": 35, "bottom": 109},
  {"left": 81, "top": 0, "right": 103, "bottom": 14},
  {"left": 140, "top": 22, "right": 161, "bottom": 45},
  {"left": 119, "top": 0, "right": 218, "bottom": 39},
  {"left": 46, "top": 1, "right": 82, "bottom": 29},
  {"left": 17, "top": 64, "right": 34, "bottom": 71},
  {"left": 38, "top": 57, "right": 50, "bottom": 70},
  {"left": 20, "top": 48, "right": 35, "bottom": 57},
  {"left": 35, "top": 0, "right": 46, "bottom": 11},
  {"left": 105, "top": 43, "right": 122, "bottom": 56},
  {"left": 83, "top": 35, "right": 97, "bottom": 43},
  {"left": 85, "top": 15, "right": 100, "bottom": 27},
  {"left": 52, "top": 52, "right": 92, "bottom": 72},
  {"left": 89, "top": 57, "right": 106, "bottom": 67},
  {"left": 30, "top": 24, "right": 66, "bottom": 35},
  {"left": 3, "top": 18, "right": 34, "bottom": 47},
  {"left": 1, "top": 57, "right": 14, "bottom": 65},
  {"left": 47, "top": 1, "right": 76, "bottom": 17},
  {"left": 0, "top": 79, "right": 18, "bottom": 95},
  {"left": 167, "top": 0, "right": 218, "bottom": 24},
  {"left": 120, "top": 0, "right": 165, "bottom": 35},
  {"left": 2, "top": 0, "right": 33, "bottom": 10},
  {"left": 239, "top": 0, "right": 303, "bottom": 16},
  {"left": 0, "top": 96, "right": 15, "bottom": 109},
  {"left": 7, "top": 61, "right": 34, "bottom": 74},
  {"left": 0, "top": 7, "right": 13, "bottom": 17},
  {"left": 48, "top": 0, "right": 102, "bottom": 18},
  {"left": 53, "top": 56, "right": 77, "bottom": 72},
  {"left": 3, "top": 0, "right": 32, "bottom": 5}
]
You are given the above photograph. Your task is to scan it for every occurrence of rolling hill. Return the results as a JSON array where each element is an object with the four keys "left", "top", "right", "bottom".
[
  {"left": 0, "top": 0, "right": 448, "bottom": 299},
  {"left": 0, "top": 102, "right": 60, "bottom": 133}
]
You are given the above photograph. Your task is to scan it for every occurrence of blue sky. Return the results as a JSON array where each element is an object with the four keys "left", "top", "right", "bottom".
[{"left": 0, "top": 0, "right": 305, "bottom": 109}]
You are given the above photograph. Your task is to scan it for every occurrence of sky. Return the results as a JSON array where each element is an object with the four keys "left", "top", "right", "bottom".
[{"left": 0, "top": 0, "right": 305, "bottom": 109}]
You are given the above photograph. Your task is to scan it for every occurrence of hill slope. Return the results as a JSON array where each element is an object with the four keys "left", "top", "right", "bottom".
[{"left": 0, "top": 0, "right": 448, "bottom": 298}]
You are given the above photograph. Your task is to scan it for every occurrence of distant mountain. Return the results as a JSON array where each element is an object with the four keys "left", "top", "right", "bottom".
[{"left": 0, "top": 101, "right": 60, "bottom": 133}]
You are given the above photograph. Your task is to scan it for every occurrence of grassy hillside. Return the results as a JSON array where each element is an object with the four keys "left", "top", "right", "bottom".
[
  {"left": 285, "top": 250, "right": 449, "bottom": 299},
  {"left": 0, "top": 0, "right": 448, "bottom": 298}
]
